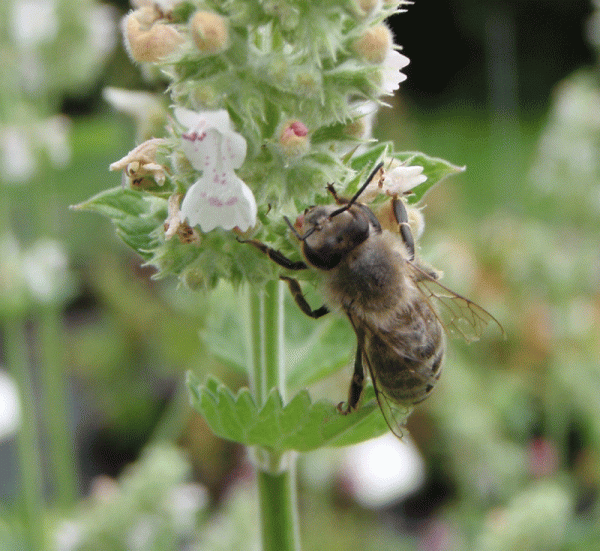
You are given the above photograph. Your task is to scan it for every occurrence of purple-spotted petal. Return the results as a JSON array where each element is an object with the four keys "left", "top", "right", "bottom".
[
  {"left": 175, "top": 107, "right": 246, "bottom": 170},
  {"left": 176, "top": 107, "right": 256, "bottom": 232},
  {"left": 180, "top": 175, "right": 257, "bottom": 232}
]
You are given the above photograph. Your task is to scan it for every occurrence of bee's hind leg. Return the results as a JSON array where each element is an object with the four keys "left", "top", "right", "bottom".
[
  {"left": 280, "top": 276, "right": 329, "bottom": 318},
  {"left": 338, "top": 331, "right": 365, "bottom": 415}
]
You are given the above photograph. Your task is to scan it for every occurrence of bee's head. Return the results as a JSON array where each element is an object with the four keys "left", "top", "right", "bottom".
[
  {"left": 283, "top": 162, "right": 384, "bottom": 270},
  {"left": 291, "top": 204, "right": 371, "bottom": 270}
]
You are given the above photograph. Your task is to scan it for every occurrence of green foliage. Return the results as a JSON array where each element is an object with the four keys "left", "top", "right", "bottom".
[
  {"left": 187, "top": 373, "right": 393, "bottom": 451},
  {"left": 55, "top": 445, "right": 208, "bottom": 551},
  {"left": 71, "top": 187, "right": 165, "bottom": 261},
  {"left": 395, "top": 151, "right": 466, "bottom": 204}
]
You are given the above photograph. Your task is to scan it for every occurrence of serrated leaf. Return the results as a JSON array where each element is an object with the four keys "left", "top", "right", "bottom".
[
  {"left": 71, "top": 187, "right": 165, "bottom": 259},
  {"left": 186, "top": 373, "right": 391, "bottom": 451},
  {"left": 394, "top": 151, "right": 465, "bottom": 204}
]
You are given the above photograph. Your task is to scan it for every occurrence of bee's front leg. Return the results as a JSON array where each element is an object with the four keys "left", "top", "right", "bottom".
[
  {"left": 391, "top": 196, "right": 415, "bottom": 261},
  {"left": 240, "top": 238, "right": 308, "bottom": 270}
]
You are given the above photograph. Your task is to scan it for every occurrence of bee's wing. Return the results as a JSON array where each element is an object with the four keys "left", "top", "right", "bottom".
[
  {"left": 346, "top": 314, "right": 412, "bottom": 440},
  {"left": 406, "top": 260, "right": 505, "bottom": 342},
  {"left": 361, "top": 343, "right": 412, "bottom": 440}
]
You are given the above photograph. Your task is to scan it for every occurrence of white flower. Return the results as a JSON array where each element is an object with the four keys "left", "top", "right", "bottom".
[
  {"left": 362, "top": 163, "right": 426, "bottom": 202},
  {"left": 103, "top": 87, "right": 167, "bottom": 142},
  {"left": 22, "top": 238, "right": 73, "bottom": 304},
  {"left": 381, "top": 49, "right": 410, "bottom": 95},
  {"left": 175, "top": 107, "right": 257, "bottom": 233},
  {"left": 109, "top": 138, "right": 168, "bottom": 187},
  {"left": 382, "top": 164, "right": 427, "bottom": 194}
]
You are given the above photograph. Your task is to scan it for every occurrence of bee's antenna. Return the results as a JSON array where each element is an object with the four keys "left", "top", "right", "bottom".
[
  {"left": 329, "top": 161, "right": 384, "bottom": 219},
  {"left": 284, "top": 215, "right": 315, "bottom": 241}
]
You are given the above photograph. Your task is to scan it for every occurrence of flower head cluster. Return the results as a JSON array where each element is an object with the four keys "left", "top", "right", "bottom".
[{"left": 103, "top": 0, "right": 422, "bottom": 288}]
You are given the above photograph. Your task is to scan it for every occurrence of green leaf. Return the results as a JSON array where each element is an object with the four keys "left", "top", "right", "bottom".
[
  {"left": 187, "top": 373, "right": 393, "bottom": 451},
  {"left": 393, "top": 151, "right": 465, "bottom": 204},
  {"left": 71, "top": 187, "right": 165, "bottom": 259},
  {"left": 348, "top": 142, "right": 390, "bottom": 173}
]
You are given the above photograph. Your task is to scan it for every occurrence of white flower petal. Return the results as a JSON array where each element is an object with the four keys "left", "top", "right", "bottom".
[
  {"left": 383, "top": 165, "right": 427, "bottom": 194},
  {"left": 381, "top": 50, "right": 410, "bottom": 94},
  {"left": 180, "top": 175, "right": 257, "bottom": 232},
  {"left": 175, "top": 108, "right": 246, "bottom": 170}
]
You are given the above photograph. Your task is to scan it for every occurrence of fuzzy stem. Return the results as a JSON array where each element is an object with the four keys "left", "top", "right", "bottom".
[
  {"left": 4, "top": 316, "right": 47, "bottom": 551},
  {"left": 37, "top": 305, "right": 78, "bottom": 508},
  {"left": 250, "top": 280, "right": 301, "bottom": 551}
]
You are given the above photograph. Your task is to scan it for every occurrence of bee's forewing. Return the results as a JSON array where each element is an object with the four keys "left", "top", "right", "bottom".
[{"left": 407, "top": 261, "right": 505, "bottom": 342}]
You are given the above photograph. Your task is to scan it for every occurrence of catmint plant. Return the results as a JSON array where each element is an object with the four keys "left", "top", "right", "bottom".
[{"left": 75, "top": 1, "right": 463, "bottom": 549}]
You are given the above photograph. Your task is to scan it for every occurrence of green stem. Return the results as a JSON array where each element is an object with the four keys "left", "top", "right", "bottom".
[
  {"left": 38, "top": 305, "right": 78, "bottom": 509},
  {"left": 257, "top": 465, "right": 301, "bottom": 551},
  {"left": 250, "top": 280, "right": 301, "bottom": 551},
  {"left": 4, "top": 317, "right": 47, "bottom": 551}
]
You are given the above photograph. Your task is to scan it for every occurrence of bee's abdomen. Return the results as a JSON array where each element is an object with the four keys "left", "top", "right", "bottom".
[{"left": 366, "top": 301, "right": 445, "bottom": 405}]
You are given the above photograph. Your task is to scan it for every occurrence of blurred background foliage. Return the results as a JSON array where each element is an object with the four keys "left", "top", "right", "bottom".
[{"left": 1, "top": 0, "right": 600, "bottom": 550}]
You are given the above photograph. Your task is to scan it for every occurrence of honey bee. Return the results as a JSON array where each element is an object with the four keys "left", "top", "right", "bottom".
[{"left": 245, "top": 162, "right": 503, "bottom": 436}]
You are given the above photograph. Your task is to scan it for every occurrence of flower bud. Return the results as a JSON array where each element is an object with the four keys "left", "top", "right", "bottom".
[
  {"left": 123, "top": 7, "right": 184, "bottom": 63},
  {"left": 278, "top": 120, "right": 310, "bottom": 158},
  {"left": 189, "top": 11, "right": 229, "bottom": 55},
  {"left": 353, "top": 0, "right": 382, "bottom": 18},
  {"left": 353, "top": 24, "right": 393, "bottom": 64}
]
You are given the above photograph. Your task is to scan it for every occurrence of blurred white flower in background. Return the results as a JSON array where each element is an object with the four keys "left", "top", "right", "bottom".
[
  {"left": 103, "top": 87, "right": 167, "bottom": 142},
  {"left": 342, "top": 432, "right": 426, "bottom": 509},
  {"left": 0, "top": 370, "right": 21, "bottom": 441},
  {"left": 10, "top": 0, "right": 59, "bottom": 47},
  {"left": 22, "top": 238, "right": 74, "bottom": 305},
  {"left": 0, "top": 127, "right": 36, "bottom": 183}
]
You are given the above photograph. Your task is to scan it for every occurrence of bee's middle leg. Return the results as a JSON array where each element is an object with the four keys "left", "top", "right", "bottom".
[{"left": 280, "top": 276, "right": 329, "bottom": 318}]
